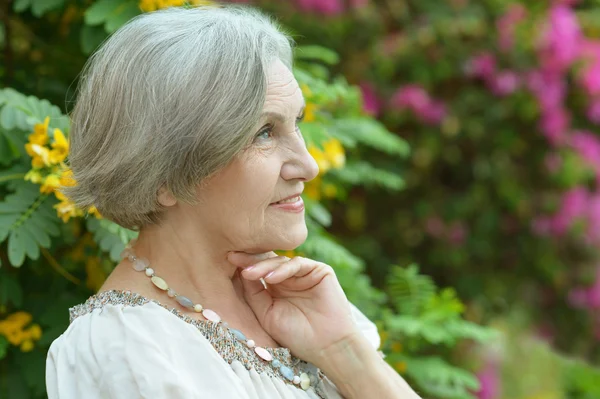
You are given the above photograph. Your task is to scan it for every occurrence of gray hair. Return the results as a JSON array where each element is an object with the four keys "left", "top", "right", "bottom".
[{"left": 64, "top": 4, "right": 294, "bottom": 229}]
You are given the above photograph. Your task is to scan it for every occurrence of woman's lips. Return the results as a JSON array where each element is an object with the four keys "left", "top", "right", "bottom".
[{"left": 269, "top": 196, "right": 305, "bottom": 212}]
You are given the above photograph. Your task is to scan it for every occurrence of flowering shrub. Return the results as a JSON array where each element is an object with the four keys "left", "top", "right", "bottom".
[
  {"left": 0, "top": 1, "right": 496, "bottom": 397},
  {"left": 256, "top": 0, "right": 600, "bottom": 397}
]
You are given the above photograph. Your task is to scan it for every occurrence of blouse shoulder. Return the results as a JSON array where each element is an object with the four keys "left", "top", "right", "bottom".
[{"left": 46, "top": 292, "right": 250, "bottom": 399}]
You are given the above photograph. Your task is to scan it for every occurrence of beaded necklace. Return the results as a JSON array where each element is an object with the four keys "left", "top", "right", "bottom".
[{"left": 120, "top": 240, "right": 318, "bottom": 391}]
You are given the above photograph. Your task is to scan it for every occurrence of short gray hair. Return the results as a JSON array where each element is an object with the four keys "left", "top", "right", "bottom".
[{"left": 64, "top": 4, "right": 294, "bottom": 229}]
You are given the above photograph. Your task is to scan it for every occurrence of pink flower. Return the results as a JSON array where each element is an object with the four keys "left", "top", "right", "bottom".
[
  {"left": 390, "top": 85, "right": 447, "bottom": 125},
  {"left": 539, "top": 108, "right": 570, "bottom": 145},
  {"left": 391, "top": 84, "right": 430, "bottom": 109},
  {"left": 294, "top": 0, "right": 344, "bottom": 15},
  {"left": 420, "top": 101, "right": 447, "bottom": 125},
  {"left": 497, "top": 4, "right": 527, "bottom": 52},
  {"left": 587, "top": 99, "right": 600, "bottom": 124},
  {"left": 569, "top": 130, "right": 600, "bottom": 173},
  {"left": 476, "top": 362, "right": 500, "bottom": 399},
  {"left": 464, "top": 53, "right": 496, "bottom": 80},
  {"left": 359, "top": 82, "right": 381, "bottom": 116},
  {"left": 581, "top": 59, "right": 600, "bottom": 96},
  {"left": 552, "top": 187, "right": 589, "bottom": 235},
  {"left": 525, "top": 70, "right": 566, "bottom": 111},
  {"left": 488, "top": 70, "right": 520, "bottom": 96},
  {"left": 538, "top": 5, "right": 583, "bottom": 73}
]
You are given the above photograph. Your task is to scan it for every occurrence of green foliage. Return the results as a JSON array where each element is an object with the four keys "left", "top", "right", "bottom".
[
  {"left": 383, "top": 264, "right": 496, "bottom": 398},
  {"left": 86, "top": 218, "right": 137, "bottom": 263},
  {"left": 0, "top": 2, "right": 500, "bottom": 398}
]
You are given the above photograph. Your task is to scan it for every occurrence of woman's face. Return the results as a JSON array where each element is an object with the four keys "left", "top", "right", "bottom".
[{"left": 188, "top": 59, "right": 319, "bottom": 252}]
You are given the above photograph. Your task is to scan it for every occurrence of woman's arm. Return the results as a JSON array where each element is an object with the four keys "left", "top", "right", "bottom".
[{"left": 316, "top": 332, "right": 422, "bottom": 399}]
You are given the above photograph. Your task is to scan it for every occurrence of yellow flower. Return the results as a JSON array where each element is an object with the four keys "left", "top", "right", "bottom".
[
  {"left": 20, "top": 340, "right": 34, "bottom": 352},
  {"left": 24, "top": 169, "right": 44, "bottom": 184},
  {"left": 40, "top": 174, "right": 61, "bottom": 194},
  {"left": 88, "top": 205, "right": 102, "bottom": 219},
  {"left": 304, "top": 102, "right": 317, "bottom": 123},
  {"left": 323, "top": 138, "right": 345, "bottom": 169},
  {"left": 25, "top": 143, "right": 51, "bottom": 168},
  {"left": 59, "top": 167, "right": 77, "bottom": 187},
  {"left": 28, "top": 117, "right": 50, "bottom": 146},
  {"left": 138, "top": 0, "right": 156, "bottom": 12},
  {"left": 25, "top": 324, "right": 42, "bottom": 341},
  {"left": 54, "top": 198, "right": 84, "bottom": 223},
  {"left": 5, "top": 327, "right": 25, "bottom": 346},
  {"left": 308, "top": 145, "right": 330, "bottom": 174},
  {"left": 300, "top": 83, "right": 313, "bottom": 98},
  {"left": 49, "top": 128, "right": 68, "bottom": 164},
  {"left": 7, "top": 311, "right": 32, "bottom": 327}
]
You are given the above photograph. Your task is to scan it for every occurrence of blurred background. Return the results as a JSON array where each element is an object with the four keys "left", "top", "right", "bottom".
[{"left": 1, "top": 0, "right": 600, "bottom": 397}]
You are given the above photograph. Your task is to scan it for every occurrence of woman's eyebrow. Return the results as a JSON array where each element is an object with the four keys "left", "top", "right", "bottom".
[{"left": 260, "top": 102, "right": 306, "bottom": 123}]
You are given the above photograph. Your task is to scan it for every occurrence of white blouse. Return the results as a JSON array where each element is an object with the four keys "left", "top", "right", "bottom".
[{"left": 46, "top": 290, "right": 383, "bottom": 399}]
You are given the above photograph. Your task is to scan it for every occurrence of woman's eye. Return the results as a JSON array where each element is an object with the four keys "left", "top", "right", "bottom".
[{"left": 255, "top": 125, "right": 273, "bottom": 142}]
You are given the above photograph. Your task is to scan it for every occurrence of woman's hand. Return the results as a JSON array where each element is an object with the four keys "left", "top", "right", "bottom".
[{"left": 226, "top": 251, "right": 360, "bottom": 366}]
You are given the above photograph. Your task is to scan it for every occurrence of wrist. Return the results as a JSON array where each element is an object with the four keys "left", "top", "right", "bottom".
[{"left": 314, "top": 331, "right": 379, "bottom": 384}]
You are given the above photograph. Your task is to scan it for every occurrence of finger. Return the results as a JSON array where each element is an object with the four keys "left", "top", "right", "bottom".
[
  {"left": 226, "top": 250, "right": 277, "bottom": 268},
  {"left": 239, "top": 273, "right": 273, "bottom": 324},
  {"left": 263, "top": 257, "right": 322, "bottom": 285},
  {"left": 241, "top": 255, "right": 290, "bottom": 279}
]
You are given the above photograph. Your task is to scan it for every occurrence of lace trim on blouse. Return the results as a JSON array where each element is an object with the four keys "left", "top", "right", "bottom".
[{"left": 69, "top": 290, "right": 328, "bottom": 399}]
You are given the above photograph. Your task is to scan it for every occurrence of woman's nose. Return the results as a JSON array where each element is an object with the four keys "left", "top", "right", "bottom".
[{"left": 281, "top": 133, "right": 320, "bottom": 182}]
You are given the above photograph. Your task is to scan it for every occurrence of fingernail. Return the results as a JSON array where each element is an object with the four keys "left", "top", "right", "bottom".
[
  {"left": 265, "top": 271, "right": 275, "bottom": 279},
  {"left": 244, "top": 265, "right": 255, "bottom": 272}
]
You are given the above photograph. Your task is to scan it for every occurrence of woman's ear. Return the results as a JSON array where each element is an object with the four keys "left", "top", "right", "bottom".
[{"left": 157, "top": 185, "right": 177, "bottom": 207}]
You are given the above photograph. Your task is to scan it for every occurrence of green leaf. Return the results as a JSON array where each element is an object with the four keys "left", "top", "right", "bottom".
[
  {"left": 300, "top": 233, "right": 363, "bottom": 271},
  {"left": 105, "top": 2, "right": 141, "bottom": 33},
  {"left": 87, "top": 218, "right": 137, "bottom": 262},
  {"left": 80, "top": 24, "right": 107, "bottom": 55},
  {"left": 0, "top": 181, "right": 60, "bottom": 266},
  {"left": 404, "top": 356, "right": 480, "bottom": 399},
  {"left": 331, "top": 118, "right": 410, "bottom": 157},
  {"left": 13, "top": 0, "right": 31, "bottom": 13},
  {"left": 303, "top": 196, "right": 332, "bottom": 227},
  {"left": 0, "top": 105, "right": 16, "bottom": 130},
  {"left": 31, "top": 0, "right": 64, "bottom": 17},
  {"left": 295, "top": 45, "right": 340, "bottom": 65},
  {"left": 8, "top": 230, "right": 26, "bottom": 267},
  {"left": 329, "top": 161, "right": 405, "bottom": 191},
  {"left": 84, "top": 0, "right": 123, "bottom": 25}
]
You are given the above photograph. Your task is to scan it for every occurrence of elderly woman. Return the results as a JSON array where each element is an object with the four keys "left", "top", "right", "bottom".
[{"left": 45, "top": 5, "right": 421, "bottom": 399}]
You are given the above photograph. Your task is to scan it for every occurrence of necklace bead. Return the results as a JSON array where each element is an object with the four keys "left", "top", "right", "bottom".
[
  {"left": 151, "top": 276, "right": 169, "bottom": 291},
  {"left": 125, "top": 242, "right": 316, "bottom": 392},
  {"left": 133, "top": 257, "right": 149, "bottom": 272},
  {"left": 176, "top": 295, "right": 194, "bottom": 309}
]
